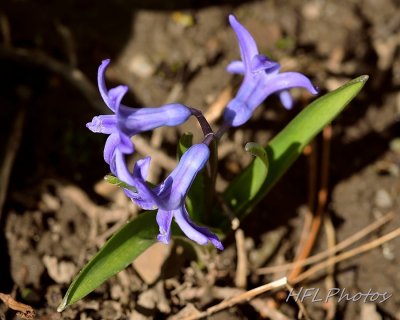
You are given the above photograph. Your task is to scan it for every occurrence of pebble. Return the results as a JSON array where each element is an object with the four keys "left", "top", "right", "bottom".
[
  {"left": 128, "top": 53, "right": 155, "bottom": 78},
  {"left": 374, "top": 189, "right": 393, "bottom": 209}
]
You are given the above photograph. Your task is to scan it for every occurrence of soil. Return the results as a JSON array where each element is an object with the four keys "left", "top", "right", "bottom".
[{"left": 1, "top": 0, "right": 400, "bottom": 319}]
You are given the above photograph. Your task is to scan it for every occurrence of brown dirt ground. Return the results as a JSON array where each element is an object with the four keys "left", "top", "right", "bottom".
[{"left": 1, "top": 0, "right": 400, "bottom": 319}]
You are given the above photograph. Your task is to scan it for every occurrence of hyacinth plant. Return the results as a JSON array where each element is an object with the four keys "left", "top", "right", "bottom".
[{"left": 58, "top": 14, "right": 368, "bottom": 311}]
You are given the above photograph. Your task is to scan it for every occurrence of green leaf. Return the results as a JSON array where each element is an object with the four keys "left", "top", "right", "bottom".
[
  {"left": 245, "top": 142, "right": 269, "bottom": 169},
  {"left": 177, "top": 132, "right": 193, "bottom": 159},
  {"left": 220, "top": 75, "right": 368, "bottom": 229},
  {"left": 221, "top": 142, "right": 269, "bottom": 217},
  {"left": 104, "top": 174, "right": 137, "bottom": 192},
  {"left": 57, "top": 211, "right": 158, "bottom": 312}
]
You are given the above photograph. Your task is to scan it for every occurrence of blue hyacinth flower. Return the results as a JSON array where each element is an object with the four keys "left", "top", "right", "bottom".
[
  {"left": 125, "top": 143, "right": 223, "bottom": 250},
  {"left": 224, "top": 15, "right": 318, "bottom": 127},
  {"left": 86, "top": 59, "right": 192, "bottom": 181}
]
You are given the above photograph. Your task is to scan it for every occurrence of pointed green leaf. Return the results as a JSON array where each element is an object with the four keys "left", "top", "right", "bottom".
[
  {"left": 221, "top": 142, "right": 269, "bottom": 216},
  {"left": 220, "top": 75, "right": 368, "bottom": 229},
  {"left": 57, "top": 211, "right": 158, "bottom": 312}
]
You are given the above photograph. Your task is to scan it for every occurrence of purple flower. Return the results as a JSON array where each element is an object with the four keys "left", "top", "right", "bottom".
[
  {"left": 86, "top": 59, "right": 192, "bottom": 181},
  {"left": 224, "top": 15, "right": 318, "bottom": 127},
  {"left": 127, "top": 143, "right": 223, "bottom": 250}
]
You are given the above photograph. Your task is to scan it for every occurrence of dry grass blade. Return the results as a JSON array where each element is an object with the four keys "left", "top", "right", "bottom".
[
  {"left": 285, "top": 284, "right": 311, "bottom": 320},
  {"left": 257, "top": 211, "right": 394, "bottom": 275},
  {"left": 323, "top": 213, "right": 337, "bottom": 320},
  {"left": 292, "top": 227, "right": 400, "bottom": 284},
  {"left": 234, "top": 228, "right": 248, "bottom": 289},
  {"left": 181, "top": 277, "right": 287, "bottom": 320},
  {"left": 288, "top": 125, "right": 332, "bottom": 283},
  {"left": 204, "top": 86, "right": 233, "bottom": 124}
]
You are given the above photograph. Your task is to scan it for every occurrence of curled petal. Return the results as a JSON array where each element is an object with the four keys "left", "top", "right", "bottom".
[
  {"left": 226, "top": 60, "right": 245, "bottom": 74},
  {"left": 173, "top": 206, "right": 223, "bottom": 250},
  {"left": 127, "top": 157, "right": 158, "bottom": 210},
  {"left": 278, "top": 90, "right": 293, "bottom": 110},
  {"left": 229, "top": 15, "right": 259, "bottom": 71},
  {"left": 114, "top": 149, "right": 134, "bottom": 185},
  {"left": 118, "top": 132, "right": 134, "bottom": 154},
  {"left": 223, "top": 76, "right": 263, "bottom": 126},
  {"left": 131, "top": 144, "right": 209, "bottom": 211},
  {"left": 133, "top": 157, "right": 151, "bottom": 181},
  {"left": 116, "top": 155, "right": 156, "bottom": 210},
  {"left": 124, "top": 189, "right": 157, "bottom": 210},
  {"left": 104, "top": 132, "right": 120, "bottom": 165},
  {"left": 155, "top": 144, "right": 210, "bottom": 209},
  {"left": 156, "top": 209, "right": 173, "bottom": 244},
  {"left": 97, "top": 59, "right": 113, "bottom": 111},
  {"left": 224, "top": 71, "right": 318, "bottom": 126},
  {"left": 86, "top": 115, "right": 117, "bottom": 134},
  {"left": 108, "top": 85, "right": 129, "bottom": 112}
]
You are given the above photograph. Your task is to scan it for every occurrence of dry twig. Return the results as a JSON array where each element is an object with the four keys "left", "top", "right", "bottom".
[
  {"left": 292, "top": 227, "right": 400, "bottom": 284},
  {"left": 204, "top": 86, "right": 233, "bottom": 124},
  {"left": 323, "top": 213, "right": 337, "bottom": 320},
  {"left": 0, "top": 108, "right": 26, "bottom": 221},
  {"left": 178, "top": 277, "right": 288, "bottom": 320},
  {"left": 256, "top": 211, "right": 394, "bottom": 275},
  {"left": 285, "top": 284, "right": 311, "bottom": 320},
  {"left": 0, "top": 292, "right": 35, "bottom": 319},
  {"left": 0, "top": 45, "right": 107, "bottom": 114},
  {"left": 234, "top": 228, "right": 248, "bottom": 288}
]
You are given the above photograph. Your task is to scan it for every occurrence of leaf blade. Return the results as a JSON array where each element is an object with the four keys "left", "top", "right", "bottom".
[
  {"left": 57, "top": 211, "right": 158, "bottom": 312},
  {"left": 221, "top": 75, "right": 368, "bottom": 227}
]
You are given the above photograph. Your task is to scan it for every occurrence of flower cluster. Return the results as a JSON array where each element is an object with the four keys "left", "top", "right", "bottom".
[
  {"left": 87, "top": 15, "right": 317, "bottom": 250},
  {"left": 223, "top": 15, "right": 318, "bottom": 127}
]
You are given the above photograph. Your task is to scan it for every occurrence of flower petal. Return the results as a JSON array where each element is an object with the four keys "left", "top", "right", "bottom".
[
  {"left": 278, "top": 90, "right": 293, "bottom": 110},
  {"left": 265, "top": 72, "right": 318, "bottom": 95},
  {"left": 134, "top": 157, "right": 151, "bottom": 181},
  {"left": 115, "top": 155, "right": 157, "bottom": 210},
  {"left": 114, "top": 149, "right": 134, "bottom": 185},
  {"left": 118, "top": 132, "right": 134, "bottom": 154},
  {"left": 97, "top": 59, "right": 113, "bottom": 111},
  {"left": 156, "top": 209, "right": 173, "bottom": 244},
  {"left": 130, "top": 157, "right": 159, "bottom": 209},
  {"left": 173, "top": 206, "right": 223, "bottom": 250},
  {"left": 155, "top": 143, "right": 210, "bottom": 210},
  {"left": 229, "top": 15, "right": 259, "bottom": 71},
  {"left": 223, "top": 75, "right": 263, "bottom": 126},
  {"left": 108, "top": 85, "right": 129, "bottom": 112},
  {"left": 119, "top": 103, "right": 191, "bottom": 134},
  {"left": 226, "top": 60, "right": 245, "bottom": 74},
  {"left": 103, "top": 132, "right": 120, "bottom": 165},
  {"left": 224, "top": 71, "right": 318, "bottom": 126},
  {"left": 86, "top": 115, "right": 117, "bottom": 134}
]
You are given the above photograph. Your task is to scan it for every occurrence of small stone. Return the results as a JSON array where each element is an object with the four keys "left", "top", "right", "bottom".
[
  {"left": 389, "top": 137, "right": 400, "bottom": 155},
  {"left": 128, "top": 54, "right": 155, "bottom": 78},
  {"left": 42, "top": 255, "right": 76, "bottom": 284},
  {"left": 374, "top": 189, "right": 393, "bottom": 209},
  {"left": 132, "top": 242, "right": 171, "bottom": 284},
  {"left": 137, "top": 289, "right": 157, "bottom": 310}
]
